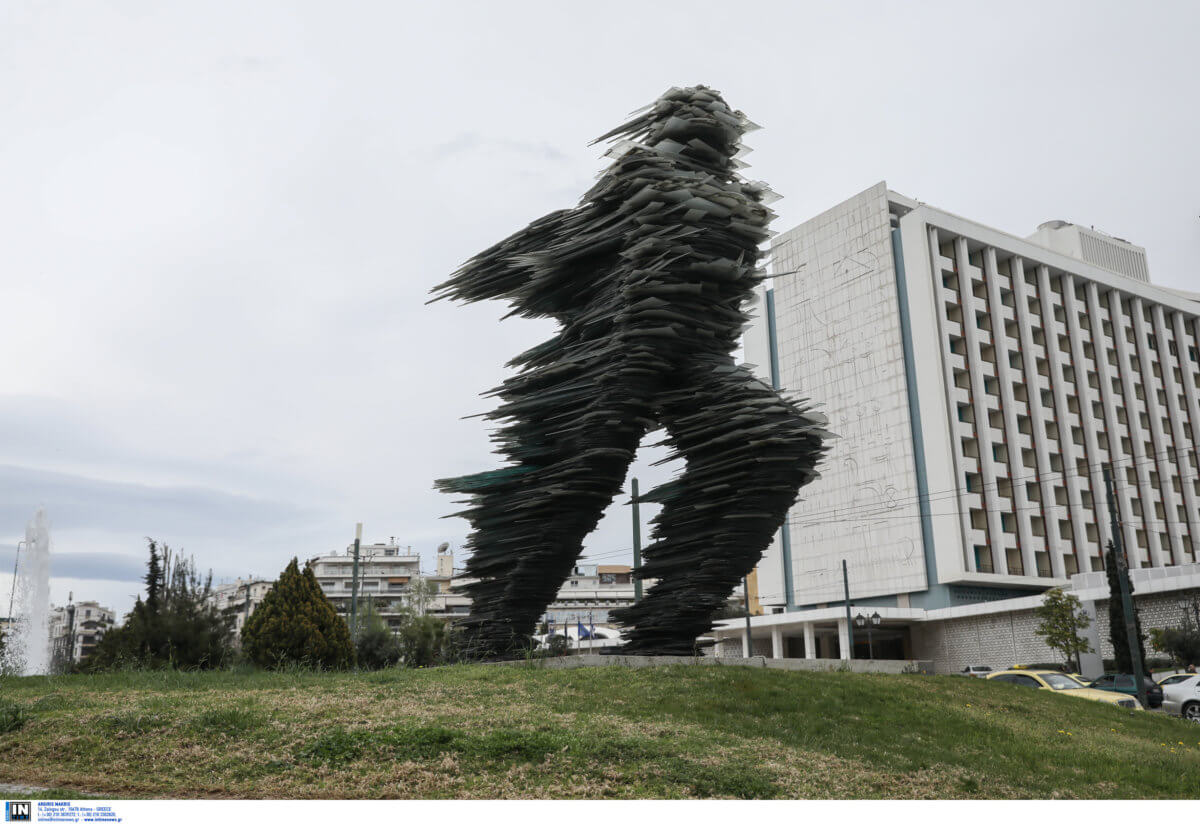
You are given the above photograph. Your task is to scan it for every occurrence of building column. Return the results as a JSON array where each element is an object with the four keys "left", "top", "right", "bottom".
[
  {"left": 955, "top": 237, "right": 1009, "bottom": 574},
  {"left": 1077, "top": 599, "right": 1104, "bottom": 680},
  {"left": 803, "top": 622, "right": 816, "bottom": 659},
  {"left": 1063, "top": 274, "right": 1110, "bottom": 572},
  {"left": 986, "top": 250, "right": 1042, "bottom": 578},
  {"left": 1157, "top": 306, "right": 1200, "bottom": 563},
  {"left": 1011, "top": 257, "right": 1064, "bottom": 578},
  {"left": 837, "top": 618, "right": 851, "bottom": 660},
  {"left": 1110, "top": 289, "right": 1166, "bottom": 567},
  {"left": 771, "top": 626, "right": 784, "bottom": 659},
  {"left": 1037, "top": 264, "right": 1089, "bottom": 576},
  {"left": 1087, "top": 282, "right": 1140, "bottom": 560}
]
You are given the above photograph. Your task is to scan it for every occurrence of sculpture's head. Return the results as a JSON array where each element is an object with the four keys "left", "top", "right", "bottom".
[{"left": 592, "top": 85, "right": 756, "bottom": 169}]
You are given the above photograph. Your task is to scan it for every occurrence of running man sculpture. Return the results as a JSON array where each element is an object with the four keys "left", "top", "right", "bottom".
[{"left": 432, "top": 86, "right": 830, "bottom": 657}]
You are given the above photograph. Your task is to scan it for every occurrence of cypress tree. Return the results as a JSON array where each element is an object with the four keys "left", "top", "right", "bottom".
[
  {"left": 88, "top": 540, "right": 230, "bottom": 671},
  {"left": 145, "top": 540, "right": 162, "bottom": 615},
  {"left": 1105, "top": 547, "right": 1147, "bottom": 673},
  {"left": 241, "top": 558, "right": 353, "bottom": 669}
]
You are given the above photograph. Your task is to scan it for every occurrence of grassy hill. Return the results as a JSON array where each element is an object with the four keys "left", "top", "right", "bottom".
[{"left": 1, "top": 663, "right": 1198, "bottom": 799}]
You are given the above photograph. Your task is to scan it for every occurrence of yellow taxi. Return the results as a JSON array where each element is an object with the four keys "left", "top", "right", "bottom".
[{"left": 986, "top": 669, "right": 1143, "bottom": 709}]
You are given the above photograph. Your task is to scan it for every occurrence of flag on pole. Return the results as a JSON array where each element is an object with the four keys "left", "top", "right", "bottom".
[{"left": 577, "top": 620, "right": 591, "bottom": 640}]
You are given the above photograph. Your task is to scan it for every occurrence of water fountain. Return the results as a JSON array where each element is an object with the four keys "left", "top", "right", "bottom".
[{"left": 2, "top": 509, "right": 52, "bottom": 676}]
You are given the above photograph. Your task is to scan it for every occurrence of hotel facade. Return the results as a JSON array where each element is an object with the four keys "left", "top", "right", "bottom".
[{"left": 719, "top": 182, "right": 1200, "bottom": 673}]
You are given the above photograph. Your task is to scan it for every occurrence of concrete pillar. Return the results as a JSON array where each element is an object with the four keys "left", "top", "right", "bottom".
[
  {"left": 1011, "top": 258, "right": 1063, "bottom": 577},
  {"left": 1109, "top": 289, "right": 1164, "bottom": 567},
  {"left": 955, "top": 238, "right": 1008, "bottom": 573},
  {"left": 988, "top": 251, "right": 1041, "bottom": 578},
  {"left": 1063, "top": 273, "right": 1109, "bottom": 572},
  {"left": 1037, "top": 265, "right": 1089, "bottom": 575},
  {"left": 837, "top": 618, "right": 851, "bottom": 660},
  {"left": 803, "top": 622, "right": 816, "bottom": 659},
  {"left": 742, "top": 629, "right": 751, "bottom": 658},
  {"left": 771, "top": 626, "right": 783, "bottom": 659},
  {"left": 1078, "top": 599, "right": 1104, "bottom": 679}
]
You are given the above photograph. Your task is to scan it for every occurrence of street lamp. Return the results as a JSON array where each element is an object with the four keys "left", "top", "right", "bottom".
[
  {"left": 7, "top": 540, "right": 25, "bottom": 623},
  {"left": 854, "top": 611, "right": 882, "bottom": 660}
]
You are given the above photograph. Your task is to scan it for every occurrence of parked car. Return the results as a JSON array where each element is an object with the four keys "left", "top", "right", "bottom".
[
  {"left": 1155, "top": 672, "right": 1192, "bottom": 685},
  {"left": 960, "top": 665, "right": 993, "bottom": 678},
  {"left": 985, "top": 669, "right": 1142, "bottom": 710},
  {"left": 1089, "top": 673, "right": 1164, "bottom": 709},
  {"left": 1064, "top": 673, "right": 1093, "bottom": 688},
  {"left": 1157, "top": 673, "right": 1200, "bottom": 721}
]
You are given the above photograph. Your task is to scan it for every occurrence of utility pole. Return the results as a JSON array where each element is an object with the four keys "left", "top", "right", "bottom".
[
  {"left": 1103, "top": 465, "right": 1148, "bottom": 710},
  {"left": 350, "top": 522, "right": 363, "bottom": 642},
  {"left": 742, "top": 576, "right": 753, "bottom": 657},
  {"left": 7, "top": 540, "right": 24, "bottom": 622},
  {"left": 64, "top": 594, "right": 76, "bottom": 673},
  {"left": 631, "top": 478, "right": 643, "bottom": 601},
  {"left": 241, "top": 580, "right": 253, "bottom": 642},
  {"left": 842, "top": 559, "right": 855, "bottom": 660}
]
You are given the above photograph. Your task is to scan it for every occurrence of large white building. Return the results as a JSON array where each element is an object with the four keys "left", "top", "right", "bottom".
[{"left": 726, "top": 182, "right": 1200, "bottom": 671}]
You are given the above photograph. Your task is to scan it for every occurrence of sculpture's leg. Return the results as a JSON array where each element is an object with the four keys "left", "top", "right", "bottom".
[
  {"left": 612, "top": 358, "right": 828, "bottom": 655},
  {"left": 443, "top": 355, "right": 651, "bottom": 658}
]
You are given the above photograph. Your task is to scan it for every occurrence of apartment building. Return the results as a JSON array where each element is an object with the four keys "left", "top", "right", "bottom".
[
  {"left": 48, "top": 600, "right": 115, "bottom": 667},
  {"left": 209, "top": 578, "right": 274, "bottom": 641},
  {"left": 308, "top": 540, "right": 422, "bottom": 630},
  {"left": 543, "top": 564, "right": 636, "bottom": 630},
  {"left": 727, "top": 182, "right": 1200, "bottom": 672}
]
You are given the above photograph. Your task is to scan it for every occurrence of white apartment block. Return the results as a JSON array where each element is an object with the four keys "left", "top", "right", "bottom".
[
  {"left": 309, "top": 540, "right": 422, "bottom": 629},
  {"left": 726, "top": 182, "right": 1200, "bottom": 672},
  {"left": 48, "top": 600, "right": 115, "bottom": 665},
  {"left": 426, "top": 546, "right": 471, "bottom": 620},
  {"left": 307, "top": 540, "right": 469, "bottom": 629},
  {"left": 543, "top": 564, "right": 636, "bottom": 629},
  {"left": 209, "top": 578, "right": 274, "bottom": 640}
]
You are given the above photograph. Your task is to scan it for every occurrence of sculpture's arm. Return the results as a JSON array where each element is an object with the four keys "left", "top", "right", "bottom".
[{"left": 428, "top": 208, "right": 571, "bottom": 308}]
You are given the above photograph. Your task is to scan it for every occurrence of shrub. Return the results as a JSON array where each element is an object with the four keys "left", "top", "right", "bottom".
[
  {"left": 397, "top": 614, "right": 451, "bottom": 668},
  {"left": 355, "top": 602, "right": 402, "bottom": 670},
  {"left": 241, "top": 558, "right": 353, "bottom": 670},
  {"left": 0, "top": 700, "right": 27, "bottom": 734}
]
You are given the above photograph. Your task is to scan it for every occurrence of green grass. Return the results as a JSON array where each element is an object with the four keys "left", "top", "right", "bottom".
[{"left": 1, "top": 664, "right": 1198, "bottom": 799}]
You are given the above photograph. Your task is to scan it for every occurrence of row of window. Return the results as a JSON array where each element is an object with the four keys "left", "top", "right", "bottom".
[{"left": 936, "top": 230, "right": 1200, "bottom": 573}]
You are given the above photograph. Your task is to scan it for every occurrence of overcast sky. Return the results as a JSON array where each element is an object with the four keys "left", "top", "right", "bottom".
[{"left": 2, "top": 1, "right": 1197, "bottom": 619}]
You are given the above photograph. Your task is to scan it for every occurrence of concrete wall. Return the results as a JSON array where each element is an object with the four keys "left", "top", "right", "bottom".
[
  {"left": 913, "top": 609, "right": 1059, "bottom": 674},
  {"left": 494, "top": 654, "right": 931, "bottom": 674},
  {"left": 1089, "top": 588, "right": 1200, "bottom": 661},
  {"left": 768, "top": 182, "right": 928, "bottom": 606},
  {"left": 913, "top": 586, "right": 1200, "bottom": 673}
]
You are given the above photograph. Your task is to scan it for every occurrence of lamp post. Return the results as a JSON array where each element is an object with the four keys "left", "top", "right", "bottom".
[
  {"left": 350, "top": 523, "right": 363, "bottom": 642},
  {"left": 7, "top": 540, "right": 25, "bottom": 622},
  {"left": 630, "top": 478, "right": 643, "bottom": 602},
  {"left": 854, "top": 611, "right": 882, "bottom": 660}
]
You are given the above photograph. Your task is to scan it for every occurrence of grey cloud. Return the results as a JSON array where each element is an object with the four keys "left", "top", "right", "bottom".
[
  {"left": 0, "top": 464, "right": 315, "bottom": 539},
  {"left": 0, "top": 548, "right": 144, "bottom": 583}
]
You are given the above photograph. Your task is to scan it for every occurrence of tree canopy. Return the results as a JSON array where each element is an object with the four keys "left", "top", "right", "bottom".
[
  {"left": 88, "top": 539, "right": 231, "bottom": 671},
  {"left": 1105, "top": 547, "right": 1147, "bottom": 673},
  {"left": 241, "top": 558, "right": 353, "bottom": 669},
  {"left": 1033, "top": 587, "right": 1092, "bottom": 672}
]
